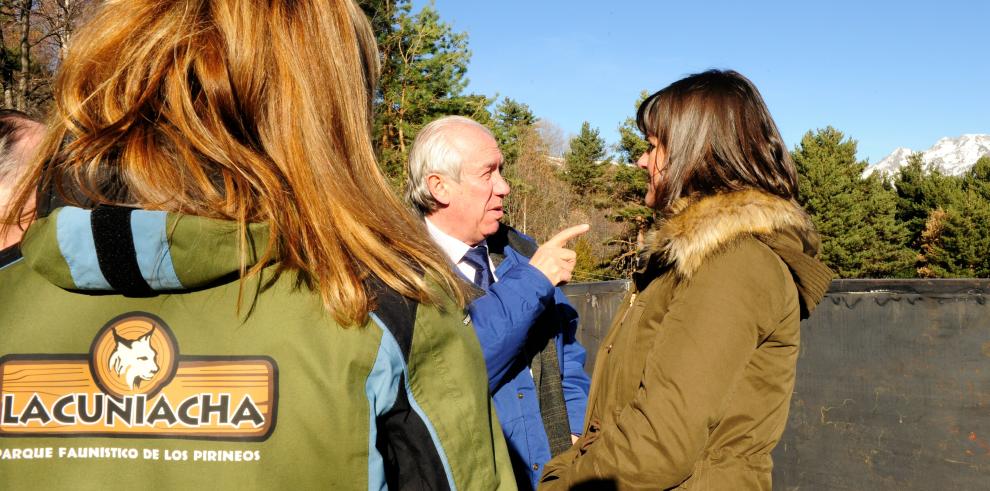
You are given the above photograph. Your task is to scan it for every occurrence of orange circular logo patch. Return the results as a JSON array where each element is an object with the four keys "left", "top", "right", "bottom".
[{"left": 89, "top": 312, "right": 178, "bottom": 399}]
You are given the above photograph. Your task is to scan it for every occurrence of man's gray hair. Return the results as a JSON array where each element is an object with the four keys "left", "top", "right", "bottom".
[
  {"left": 0, "top": 109, "right": 41, "bottom": 180},
  {"left": 405, "top": 115, "right": 494, "bottom": 215}
]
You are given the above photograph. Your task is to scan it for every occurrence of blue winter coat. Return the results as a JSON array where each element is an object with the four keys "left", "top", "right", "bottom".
[{"left": 469, "top": 225, "right": 591, "bottom": 490}]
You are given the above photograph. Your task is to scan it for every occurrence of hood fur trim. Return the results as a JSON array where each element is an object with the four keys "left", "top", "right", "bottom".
[{"left": 648, "top": 189, "right": 818, "bottom": 279}]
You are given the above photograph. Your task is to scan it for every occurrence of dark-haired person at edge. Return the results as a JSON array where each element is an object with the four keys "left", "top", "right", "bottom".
[
  {"left": 0, "top": 1, "right": 514, "bottom": 489},
  {"left": 0, "top": 109, "right": 44, "bottom": 259},
  {"left": 540, "top": 70, "right": 834, "bottom": 490},
  {"left": 406, "top": 115, "right": 591, "bottom": 490}
]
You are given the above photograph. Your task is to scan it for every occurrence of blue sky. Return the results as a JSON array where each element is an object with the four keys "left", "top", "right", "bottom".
[{"left": 411, "top": 0, "right": 989, "bottom": 164}]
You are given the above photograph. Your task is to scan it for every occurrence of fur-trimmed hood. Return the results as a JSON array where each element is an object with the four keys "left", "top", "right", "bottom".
[{"left": 642, "top": 188, "right": 833, "bottom": 317}]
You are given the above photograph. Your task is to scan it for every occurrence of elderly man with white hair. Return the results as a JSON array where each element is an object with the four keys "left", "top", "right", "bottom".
[
  {"left": 0, "top": 109, "right": 44, "bottom": 263},
  {"left": 406, "top": 115, "right": 591, "bottom": 490}
]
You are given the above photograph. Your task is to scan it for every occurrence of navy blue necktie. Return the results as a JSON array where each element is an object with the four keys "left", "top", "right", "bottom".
[{"left": 461, "top": 246, "right": 494, "bottom": 290}]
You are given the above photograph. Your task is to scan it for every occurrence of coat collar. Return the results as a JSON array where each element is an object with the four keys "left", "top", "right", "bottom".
[
  {"left": 644, "top": 188, "right": 821, "bottom": 280},
  {"left": 21, "top": 206, "right": 270, "bottom": 293}
]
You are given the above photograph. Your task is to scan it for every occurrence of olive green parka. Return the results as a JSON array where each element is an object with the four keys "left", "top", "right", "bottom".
[
  {"left": 0, "top": 206, "right": 516, "bottom": 491},
  {"left": 541, "top": 189, "right": 833, "bottom": 490}
]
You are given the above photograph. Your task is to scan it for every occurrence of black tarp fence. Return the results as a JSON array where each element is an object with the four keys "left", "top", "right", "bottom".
[{"left": 560, "top": 279, "right": 990, "bottom": 489}]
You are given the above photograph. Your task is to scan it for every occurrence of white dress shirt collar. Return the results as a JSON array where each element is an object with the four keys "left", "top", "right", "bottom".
[
  {"left": 425, "top": 217, "right": 497, "bottom": 283},
  {"left": 425, "top": 218, "right": 476, "bottom": 262}
]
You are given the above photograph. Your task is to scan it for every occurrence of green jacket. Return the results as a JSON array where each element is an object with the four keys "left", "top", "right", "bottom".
[
  {"left": 0, "top": 206, "right": 515, "bottom": 490},
  {"left": 541, "top": 189, "right": 832, "bottom": 490}
]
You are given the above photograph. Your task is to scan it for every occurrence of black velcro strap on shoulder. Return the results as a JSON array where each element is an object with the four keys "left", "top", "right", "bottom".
[
  {"left": 366, "top": 276, "right": 448, "bottom": 489},
  {"left": 376, "top": 373, "right": 451, "bottom": 490},
  {"left": 91, "top": 206, "right": 153, "bottom": 296},
  {"left": 0, "top": 244, "right": 21, "bottom": 269},
  {"left": 368, "top": 275, "right": 418, "bottom": 361}
]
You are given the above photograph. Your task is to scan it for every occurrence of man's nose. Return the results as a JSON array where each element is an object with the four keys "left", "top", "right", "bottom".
[{"left": 494, "top": 174, "right": 510, "bottom": 196}]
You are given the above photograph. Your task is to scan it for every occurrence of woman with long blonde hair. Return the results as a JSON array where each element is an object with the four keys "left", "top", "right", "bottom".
[{"left": 0, "top": 1, "right": 513, "bottom": 489}]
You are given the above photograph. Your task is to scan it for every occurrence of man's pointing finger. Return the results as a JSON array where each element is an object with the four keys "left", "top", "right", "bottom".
[{"left": 545, "top": 224, "right": 590, "bottom": 248}]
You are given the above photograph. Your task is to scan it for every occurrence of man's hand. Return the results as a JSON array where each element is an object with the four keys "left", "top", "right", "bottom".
[{"left": 529, "top": 224, "right": 590, "bottom": 286}]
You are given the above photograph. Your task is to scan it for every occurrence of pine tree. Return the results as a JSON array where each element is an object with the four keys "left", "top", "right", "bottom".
[
  {"left": 615, "top": 91, "right": 650, "bottom": 165},
  {"left": 916, "top": 208, "right": 949, "bottom": 278},
  {"left": 793, "top": 127, "right": 913, "bottom": 277},
  {"left": 562, "top": 121, "right": 608, "bottom": 195},
  {"left": 359, "top": 0, "right": 491, "bottom": 184},
  {"left": 962, "top": 155, "right": 990, "bottom": 201},
  {"left": 597, "top": 92, "right": 654, "bottom": 274},
  {"left": 860, "top": 172, "right": 916, "bottom": 277},
  {"left": 921, "top": 191, "right": 990, "bottom": 277},
  {"left": 954, "top": 156, "right": 990, "bottom": 277},
  {"left": 606, "top": 171, "right": 652, "bottom": 272},
  {"left": 492, "top": 97, "right": 536, "bottom": 167},
  {"left": 919, "top": 156, "right": 990, "bottom": 277},
  {"left": 893, "top": 153, "right": 963, "bottom": 248}
]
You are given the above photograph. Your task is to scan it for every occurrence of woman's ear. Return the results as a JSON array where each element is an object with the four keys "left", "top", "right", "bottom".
[{"left": 426, "top": 174, "right": 452, "bottom": 206}]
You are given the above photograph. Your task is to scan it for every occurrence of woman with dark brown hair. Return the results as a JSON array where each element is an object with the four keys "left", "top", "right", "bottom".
[
  {"left": 0, "top": 1, "right": 513, "bottom": 489},
  {"left": 540, "top": 70, "right": 833, "bottom": 490}
]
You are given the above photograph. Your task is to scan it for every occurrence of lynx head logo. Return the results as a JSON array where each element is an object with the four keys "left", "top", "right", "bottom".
[
  {"left": 109, "top": 326, "right": 159, "bottom": 389},
  {"left": 90, "top": 313, "right": 178, "bottom": 398}
]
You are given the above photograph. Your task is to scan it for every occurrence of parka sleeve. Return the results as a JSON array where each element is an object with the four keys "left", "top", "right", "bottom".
[
  {"left": 554, "top": 288, "right": 591, "bottom": 435},
  {"left": 469, "top": 261, "right": 556, "bottom": 393},
  {"left": 540, "top": 243, "right": 786, "bottom": 489}
]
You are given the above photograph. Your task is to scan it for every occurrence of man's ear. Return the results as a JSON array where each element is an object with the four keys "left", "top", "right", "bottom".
[{"left": 427, "top": 173, "right": 452, "bottom": 206}]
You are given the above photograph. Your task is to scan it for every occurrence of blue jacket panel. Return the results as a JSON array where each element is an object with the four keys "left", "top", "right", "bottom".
[{"left": 468, "top": 238, "right": 591, "bottom": 490}]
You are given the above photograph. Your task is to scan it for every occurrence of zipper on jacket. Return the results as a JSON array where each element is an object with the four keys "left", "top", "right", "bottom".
[{"left": 616, "top": 293, "right": 637, "bottom": 326}]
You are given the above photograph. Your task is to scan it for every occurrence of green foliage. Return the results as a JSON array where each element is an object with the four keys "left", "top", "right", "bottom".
[
  {"left": 914, "top": 157, "right": 990, "bottom": 277},
  {"left": 893, "top": 153, "right": 964, "bottom": 247},
  {"left": 571, "top": 237, "right": 611, "bottom": 282},
  {"left": 562, "top": 122, "right": 608, "bottom": 195},
  {"left": 615, "top": 91, "right": 650, "bottom": 164},
  {"left": 594, "top": 93, "right": 655, "bottom": 276},
  {"left": 919, "top": 192, "right": 990, "bottom": 277},
  {"left": 793, "top": 127, "right": 913, "bottom": 277},
  {"left": 607, "top": 163, "right": 653, "bottom": 236},
  {"left": 610, "top": 163, "right": 649, "bottom": 202},
  {"left": 859, "top": 173, "right": 917, "bottom": 277},
  {"left": 492, "top": 97, "right": 536, "bottom": 167},
  {"left": 962, "top": 155, "right": 990, "bottom": 201},
  {"left": 360, "top": 0, "right": 492, "bottom": 185}
]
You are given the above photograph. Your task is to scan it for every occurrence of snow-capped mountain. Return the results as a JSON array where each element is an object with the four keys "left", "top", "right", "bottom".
[{"left": 866, "top": 134, "right": 990, "bottom": 176}]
